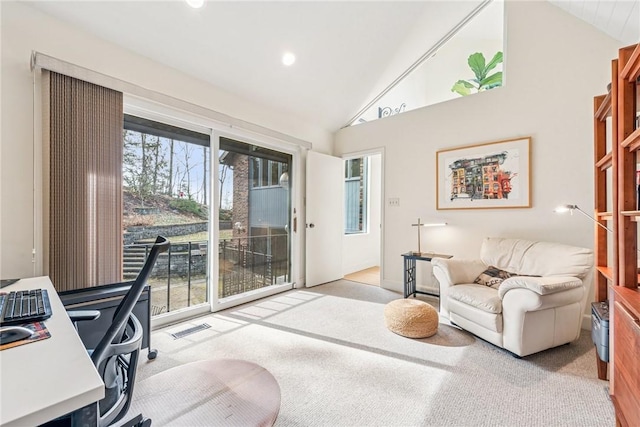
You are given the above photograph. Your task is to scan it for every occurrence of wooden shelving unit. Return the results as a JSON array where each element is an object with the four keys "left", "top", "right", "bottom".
[
  {"left": 620, "top": 210, "right": 640, "bottom": 221},
  {"left": 596, "top": 211, "right": 613, "bottom": 221},
  {"left": 595, "top": 152, "right": 612, "bottom": 169},
  {"left": 593, "top": 64, "right": 614, "bottom": 319},
  {"left": 594, "top": 43, "right": 640, "bottom": 427},
  {"left": 596, "top": 266, "right": 613, "bottom": 281}
]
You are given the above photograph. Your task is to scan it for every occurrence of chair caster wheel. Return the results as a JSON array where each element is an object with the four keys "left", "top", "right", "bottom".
[{"left": 148, "top": 349, "right": 158, "bottom": 360}]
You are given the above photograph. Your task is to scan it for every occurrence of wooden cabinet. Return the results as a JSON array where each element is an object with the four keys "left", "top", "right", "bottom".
[
  {"left": 594, "top": 43, "right": 640, "bottom": 427},
  {"left": 612, "top": 287, "right": 640, "bottom": 426}
]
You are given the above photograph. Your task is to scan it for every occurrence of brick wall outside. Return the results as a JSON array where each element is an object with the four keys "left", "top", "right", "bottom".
[{"left": 232, "top": 156, "right": 249, "bottom": 240}]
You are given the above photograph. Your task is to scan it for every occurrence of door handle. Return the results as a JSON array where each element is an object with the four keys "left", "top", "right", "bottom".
[{"left": 307, "top": 223, "right": 315, "bottom": 228}]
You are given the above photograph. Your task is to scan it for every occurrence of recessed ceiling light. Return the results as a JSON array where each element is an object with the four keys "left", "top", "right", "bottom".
[
  {"left": 186, "top": 0, "right": 205, "bottom": 9},
  {"left": 282, "top": 52, "right": 296, "bottom": 66}
]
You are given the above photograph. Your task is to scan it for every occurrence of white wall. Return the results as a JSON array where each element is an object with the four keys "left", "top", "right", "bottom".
[
  {"left": 0, "top": 1, "right": 332, "bottom": 278},
  {"left": 342, "top": 153, "right": 382, "bottom": 275},
  {"left": 358, "top": 0, "right": 504, "bottom": 124},
  {"left": 334, "top": 0, "right": 621, "bottom": 306},
  {"left": 358, "top": 37, "right": 503, "bottom": 123}
]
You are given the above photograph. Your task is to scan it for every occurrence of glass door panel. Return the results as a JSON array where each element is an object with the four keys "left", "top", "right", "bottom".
[
  {"left": 218, "top": 137, "right": 291, "bottom": 300},
  {"left": 122, "top": 114, "right": 210, "bottom": 317}
]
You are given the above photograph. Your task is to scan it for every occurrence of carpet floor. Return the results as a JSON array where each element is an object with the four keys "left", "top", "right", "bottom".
[{"left": 135, "top": 280, "right": 615, "bottom": 426}]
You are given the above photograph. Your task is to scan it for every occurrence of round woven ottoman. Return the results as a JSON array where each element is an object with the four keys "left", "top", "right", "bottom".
[{"left": 384, "top": 299, "right": 438, "bottom": 338}]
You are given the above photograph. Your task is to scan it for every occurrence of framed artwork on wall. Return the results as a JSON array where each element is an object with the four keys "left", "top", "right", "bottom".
[{"left": 436, "top": 137, "right": 531, "bottom": 210}]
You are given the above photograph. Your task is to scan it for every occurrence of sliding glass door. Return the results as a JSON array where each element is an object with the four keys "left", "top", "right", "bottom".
[
  {"left": 122, "top": 114, "right": 211, "bottom": 318},
  {"left": 215, "top": 137, "right": 292, "bottom": 304},
  {"left": 122, "top": 104, "right": 295, "bottom": 322}
]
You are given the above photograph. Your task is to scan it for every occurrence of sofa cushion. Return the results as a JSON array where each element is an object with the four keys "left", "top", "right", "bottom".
[
  {"left": 448, "top": 301, "right": 503, "bottom": 334},
  {"left": 480, "top": 237, "right": 593, "bottom": 279},
  {"left": 474, "top": 266, "right": 515, "bottom": 289},
  {"left": 447, "top": 284, "right": 502, "bottom": 314}
]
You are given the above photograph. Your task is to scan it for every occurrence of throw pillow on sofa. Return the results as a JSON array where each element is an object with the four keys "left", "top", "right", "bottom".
[{"left": 474, "top": 266, "right": 515, "bottom": 289}]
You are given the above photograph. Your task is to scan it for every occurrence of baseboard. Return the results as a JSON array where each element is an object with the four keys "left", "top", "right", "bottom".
[
  {"left": 380, "top": 279, "right": 403, "bottom": 294},
  {"left": 581, "top": 313, "right": 592, "bottom": 330},
  {"left": 416, "top": 285, "right": 439, "bottom": 295}
]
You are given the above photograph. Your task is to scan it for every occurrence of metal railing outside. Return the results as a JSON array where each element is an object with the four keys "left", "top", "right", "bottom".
[{"left": 123, "top": 235, "right": 289, "bottom": 316}]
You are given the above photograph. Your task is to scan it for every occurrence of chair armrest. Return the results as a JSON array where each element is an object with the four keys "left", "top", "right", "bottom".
[
  {"left": 67, "top": 310, "right": 101, "bottom": 323},
  {"left": 431, "top": 258, "right": 487, "bottom": 286},
  {"left": 498, "top": 276, "right": 582, "bottom": 299},
  {"left": 92, "top": 314, "right": 143, "bottom": 368}
]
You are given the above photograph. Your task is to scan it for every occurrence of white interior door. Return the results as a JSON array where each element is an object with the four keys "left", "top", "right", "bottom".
[{"left": 306, "top": 151, "right": 343, "bottom": 287}]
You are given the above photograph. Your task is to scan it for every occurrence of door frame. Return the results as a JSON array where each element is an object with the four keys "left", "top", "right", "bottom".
[
  {"left": 209, "top": 127, "right": 301, "bottom": 312},
  {"left": 124, "top": 96, "right": 302, "bottom": 328},
  {"left": 124, "top": 99, "right": 215, "bottom": 329},
  {"left": 341, "top": 147, "right": 385, "bottom": 286}
]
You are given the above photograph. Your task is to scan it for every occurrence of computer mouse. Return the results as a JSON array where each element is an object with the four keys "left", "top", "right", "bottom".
[{"left": 0, "top": 326, "right": 33, "bottom": 345}]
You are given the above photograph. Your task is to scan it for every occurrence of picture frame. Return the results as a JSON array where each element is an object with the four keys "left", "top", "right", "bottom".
[{"left": 436, "top": 137, "right": 531, "bottom": 210}]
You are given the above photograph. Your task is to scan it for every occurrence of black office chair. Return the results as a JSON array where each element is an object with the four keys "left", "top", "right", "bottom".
[{"left": 46, "top": 236, "right": 169, "bottom": 427}]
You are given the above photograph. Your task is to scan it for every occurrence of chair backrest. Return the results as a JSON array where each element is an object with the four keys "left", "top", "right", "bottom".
[
  {"left": 91, "top": 235, "right": 169, "bottom": 426},
  {"left": 480, "top": 237, "right": 593, "bottom": 279}
]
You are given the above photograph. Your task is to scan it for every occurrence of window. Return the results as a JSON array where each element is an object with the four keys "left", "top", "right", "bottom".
[
  {"left": 250, "top": 158, "right": 288, "bottom": 188},
  {"left": 122, "top": 114, "right": 211, "bottom": 313},
  {"left": 350, "top": 0, "right": 504, "bottom": 125},
  {"left": 345, "top": 157, "right": 368, "bottom": 234}
]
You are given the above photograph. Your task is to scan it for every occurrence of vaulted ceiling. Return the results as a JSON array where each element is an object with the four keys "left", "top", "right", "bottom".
[
  {"left": 25, "top": 1, "right": 639, "bottom": 133},
  {"left": 549, "top": 0, "right": 638, "bottom": 44}
]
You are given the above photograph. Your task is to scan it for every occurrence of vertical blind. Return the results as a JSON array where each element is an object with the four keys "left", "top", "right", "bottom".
[{"left": 48, "top": 72, "right": 123, "bottom": 291}]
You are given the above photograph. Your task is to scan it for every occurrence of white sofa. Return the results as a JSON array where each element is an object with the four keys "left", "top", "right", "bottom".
[{"left": 431, "top": 237, "right": 594, "bottom": 357}]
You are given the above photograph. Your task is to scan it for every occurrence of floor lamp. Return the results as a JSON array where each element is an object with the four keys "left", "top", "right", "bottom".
[
  {"left": 555, "top": 203, "right": 613, "bottom": 376},
  {"left": 554, "top": 204, "right": 612, "bottom": 232}
]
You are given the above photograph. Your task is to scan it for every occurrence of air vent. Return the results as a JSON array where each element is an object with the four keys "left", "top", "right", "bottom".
[{"left": 171, "top": 323, "right": 211, "bottom": 339}]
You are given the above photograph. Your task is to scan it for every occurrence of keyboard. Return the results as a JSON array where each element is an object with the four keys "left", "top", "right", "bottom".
[{"left": 0, "top": 289, "right": 52, "bottom": 326}]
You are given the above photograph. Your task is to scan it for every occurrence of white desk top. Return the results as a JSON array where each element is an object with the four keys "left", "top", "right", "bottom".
[{"left": 0, "top": 276, "right": 105, "bottom": 426}]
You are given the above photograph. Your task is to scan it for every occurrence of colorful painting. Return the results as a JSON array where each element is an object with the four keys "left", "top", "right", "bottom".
[{"left": 436, "top": 137, "right": 531, "bottom": 210}]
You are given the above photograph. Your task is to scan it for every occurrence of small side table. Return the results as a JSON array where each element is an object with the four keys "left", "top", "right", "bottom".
[{"left": 401, "top": 252, "right": 453, "bottom": 307}]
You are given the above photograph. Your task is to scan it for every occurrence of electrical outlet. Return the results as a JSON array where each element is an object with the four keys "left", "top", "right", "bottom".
[{"left": 388, "top": 197, "right": 400, "bottom": 207}]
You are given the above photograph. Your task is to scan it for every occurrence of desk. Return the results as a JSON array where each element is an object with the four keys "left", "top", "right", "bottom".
[
  {"left": 0, "top": 277, "right": 104, "bottom": 427},
  {"left": 401, "top": 252, "right": 453, "bottom": 305}
]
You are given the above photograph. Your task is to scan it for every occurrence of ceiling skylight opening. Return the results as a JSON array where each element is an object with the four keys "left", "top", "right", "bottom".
[
  {"left": 282, "top": 52, "right": 296, "bottom": 67},
  {"left": 186, "top": 0, "right": 205, "bottom": 9},
  {"left": 347, "top": 0, "right": 504, "bottom": 127}
]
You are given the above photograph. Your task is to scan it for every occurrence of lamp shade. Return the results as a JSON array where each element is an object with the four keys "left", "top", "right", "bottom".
[
  {"left": 554, "top": 204, "right": 578, "bottom": 213},
  {"left": 412, "top": 218, "right": 447, "bottom": 255}
]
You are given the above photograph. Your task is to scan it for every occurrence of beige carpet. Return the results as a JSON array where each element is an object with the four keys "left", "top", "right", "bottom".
[
  {"left": 135, "top": 280, "right": 614, "bottom": 426},
  {"left": 129, "top": 359, "right": 280, "bottom": 426}
]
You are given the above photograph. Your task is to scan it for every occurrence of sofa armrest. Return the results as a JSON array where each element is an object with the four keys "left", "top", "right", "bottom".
[
  {"left": 431, "top": 258, "right": 487, "bottom": 286},
  {"left": 498, "top": 276, "right": 582, "bottom": 299},
  {"left": 432, "top": 258, "right": 486, "bottom": 318}
]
